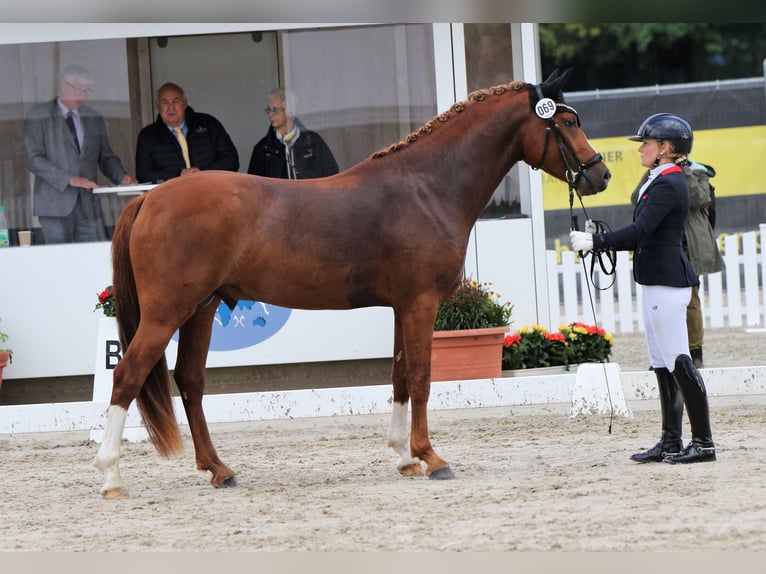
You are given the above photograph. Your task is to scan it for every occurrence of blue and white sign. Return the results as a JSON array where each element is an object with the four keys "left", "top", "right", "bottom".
[{"left": 171, "top": 300, "right": 292, "bottom": 351}]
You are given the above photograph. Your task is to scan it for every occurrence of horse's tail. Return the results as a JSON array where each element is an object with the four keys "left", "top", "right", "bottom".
[{"left": 113, "top": 196, "right": 183, "bottom": 458}]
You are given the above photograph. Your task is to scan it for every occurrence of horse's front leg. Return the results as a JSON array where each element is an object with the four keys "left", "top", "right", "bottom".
[
  {"left": 398, "top": 307, "right": 455, "bottom": 480},
  {"left": 174, "top": 304, "right": 236, "bottom": 488},
  {"left": 408, "top": 369, "right": 454, "bottom": 480}
]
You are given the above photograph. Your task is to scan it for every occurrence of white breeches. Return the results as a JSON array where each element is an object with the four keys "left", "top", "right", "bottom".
[{"left": 641, "top": 284, "right": 692, "bottom": 370}]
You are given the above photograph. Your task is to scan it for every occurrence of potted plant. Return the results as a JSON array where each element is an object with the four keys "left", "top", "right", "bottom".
[
  {"left": 0, "top": 317, "right": 12, "bottom": 390},
  {"left": 559, "top": 321, "right": 614, "bottom": 365},
  {"left": 431, "top": 277, "right": 513, "bottom": 381},
  {"left": 502, "top": 321, "right": 614, "bottom": 373},
  {"left": 501, "top": 324, "right": 569, "bottom": 371}
]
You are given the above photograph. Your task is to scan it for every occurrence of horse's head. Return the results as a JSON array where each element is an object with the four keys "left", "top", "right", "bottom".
[{"left": 525, "top": 68, "right": 611, "bottom": 198}]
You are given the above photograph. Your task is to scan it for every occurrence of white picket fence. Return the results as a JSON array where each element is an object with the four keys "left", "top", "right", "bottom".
[{"left": 547, "top": 224, "right": 766, "bottom": 334}]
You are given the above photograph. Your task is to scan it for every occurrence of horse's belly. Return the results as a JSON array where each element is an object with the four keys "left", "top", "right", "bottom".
[{"left": 239, "top": 268, "right": 380, "bottom": 311}]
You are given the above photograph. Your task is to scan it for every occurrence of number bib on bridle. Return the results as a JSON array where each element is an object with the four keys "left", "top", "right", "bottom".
[{"left": 535, "top": 97, "right": 557, "bottom": 119}]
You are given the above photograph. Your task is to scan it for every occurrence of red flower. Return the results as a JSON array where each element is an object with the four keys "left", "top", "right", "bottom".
[
  {"left": 94, "top": 285, "right": 116, "bottom": 317},
  {"left": 503, "top": 334, "right": 522, "bottom": 347}
]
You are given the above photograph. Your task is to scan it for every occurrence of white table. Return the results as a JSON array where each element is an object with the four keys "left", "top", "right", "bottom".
[{"left": 93, "top": 183, "right": 158, "bottom": 196}]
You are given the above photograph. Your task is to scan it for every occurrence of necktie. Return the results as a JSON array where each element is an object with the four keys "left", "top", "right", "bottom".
[
  {"left": 66, "top": 112, "right": 80, "bottom": 153},
  {"left": 173, "top": 127, "right": 190, "bottom": 168}
]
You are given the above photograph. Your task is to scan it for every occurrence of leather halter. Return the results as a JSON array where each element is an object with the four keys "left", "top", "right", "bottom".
[
  {"left": 530, "top": 84, "right": 603, "bottom": 198},
  {"left": 530, "top": 85, "right": 616, "bottom": 289},
  {"left": 529, "top": 83, "right": 616, "bottom": 428}
]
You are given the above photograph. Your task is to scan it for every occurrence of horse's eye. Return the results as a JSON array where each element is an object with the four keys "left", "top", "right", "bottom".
[{"left": 564, "top": 119, "right": 577, "bottom": 128}]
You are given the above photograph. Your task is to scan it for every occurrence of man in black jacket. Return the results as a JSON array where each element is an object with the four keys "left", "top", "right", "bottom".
[{"left": 135, "top": 82, "right": 239, "bottom": 183}]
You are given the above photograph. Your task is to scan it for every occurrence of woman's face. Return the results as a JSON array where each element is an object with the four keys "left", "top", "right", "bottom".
[
  {"left": 266, "top": 96, "right": 289, "bottom": 134},
  {"left": 638, "top": 138, "right": 666, "bottom": 168}
]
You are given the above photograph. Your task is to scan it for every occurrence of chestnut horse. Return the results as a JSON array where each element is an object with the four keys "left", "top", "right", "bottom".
[{"left": 93, "top": 69, "right": 610, "bottom": 498}]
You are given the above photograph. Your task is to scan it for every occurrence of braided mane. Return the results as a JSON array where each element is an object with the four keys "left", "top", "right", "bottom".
[{"left": 369, "top": 80, "right": 526, "bottom": 159}]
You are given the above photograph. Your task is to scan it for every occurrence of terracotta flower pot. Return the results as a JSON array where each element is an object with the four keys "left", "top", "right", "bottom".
[
  {"left": 0, "top": 350, "right": 9, "bottom": 390},
  {"left": 431, "top": 326, "right": 509, "bottom": 382}
]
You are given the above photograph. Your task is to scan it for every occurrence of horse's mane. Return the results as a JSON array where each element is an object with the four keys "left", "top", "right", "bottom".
[{"left": 369, "top": 80, "right": 527, "bottom": 159}]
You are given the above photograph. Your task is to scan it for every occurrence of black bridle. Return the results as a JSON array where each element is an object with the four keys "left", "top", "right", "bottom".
[
  {"left": 530, "top": 81, "right": 617, "bottom": 432},
  {"left": 530, "top": 87, "right": 604, "bottom": 199},
  {"left": 530, "top": 85, "right": 616, "bottom": 289}
]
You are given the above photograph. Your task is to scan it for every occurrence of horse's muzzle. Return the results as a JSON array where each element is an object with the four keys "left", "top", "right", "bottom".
[{"left": 577, "top": 163, "right": 611, "bottom": 196}]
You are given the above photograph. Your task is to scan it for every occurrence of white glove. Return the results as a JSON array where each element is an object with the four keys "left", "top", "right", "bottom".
[
  {"left": 584, "top": 219, "right": 597, "bottom": 234},
  {"left": 570, "top": 230, "right": 594, "bottom": 253}
]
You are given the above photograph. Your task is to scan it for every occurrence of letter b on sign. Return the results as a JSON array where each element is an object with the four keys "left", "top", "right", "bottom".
[{"left": 105, "top": 339, "right": 122, "bottom": 369}]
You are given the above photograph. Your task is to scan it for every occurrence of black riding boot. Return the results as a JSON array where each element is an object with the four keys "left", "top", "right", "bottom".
[
  {"left": 664, "top": 355, "right": 716, "bottom": 464},
  {"left": 630, "top": 367, "right": 684, "bottom": 462}
]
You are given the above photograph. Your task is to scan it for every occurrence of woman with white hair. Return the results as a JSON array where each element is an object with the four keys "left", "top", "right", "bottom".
[{"left": 247, "top": 87, "right": 338, "bottom": 179}]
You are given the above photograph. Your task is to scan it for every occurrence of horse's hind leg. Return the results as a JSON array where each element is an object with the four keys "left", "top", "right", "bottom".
[
  {"left": 388, "top": 314, "right": 424, "bottom": 476},
  {"left": 93, "top": 323, "right": 178, "bottom": 499},
  {"left": 174, "top": 301, "right": 236, "bottom": 488},
  {"left": 93, "top": 404, "right": 130, "bottom": 498}
]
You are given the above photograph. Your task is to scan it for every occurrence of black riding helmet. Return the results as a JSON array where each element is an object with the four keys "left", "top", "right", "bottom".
[{"left": 628, "top": 113, "right": 693, "bottom": 154}]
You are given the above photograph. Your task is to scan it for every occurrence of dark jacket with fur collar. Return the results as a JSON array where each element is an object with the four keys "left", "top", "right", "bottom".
[{"left": 247, "top": 120, "right": 338, "bottom": 179}]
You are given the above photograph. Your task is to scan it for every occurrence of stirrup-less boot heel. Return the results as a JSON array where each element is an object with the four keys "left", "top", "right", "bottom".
[
  {"left": 664, "top": 355, "right": 716, "bottom": 464},
  {"left": 630, "top": 367, "right": 684, "bottom": 462}
]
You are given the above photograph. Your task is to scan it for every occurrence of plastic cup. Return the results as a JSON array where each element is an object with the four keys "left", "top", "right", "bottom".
[{"left": 18, "top": 230, "right": 32, "bottom": 247}]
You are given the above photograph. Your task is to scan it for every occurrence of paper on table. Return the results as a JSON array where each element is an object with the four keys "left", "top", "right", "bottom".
[{"left": 93, "top": 184, "right": 157, "bottom": 195}]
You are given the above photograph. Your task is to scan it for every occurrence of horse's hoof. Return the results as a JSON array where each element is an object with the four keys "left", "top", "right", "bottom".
[
  {"left": 212, "top": 475, "right": 238, "bottom": 488},
  {"left": 101, "top": 487, "right": 129, "bottom": 499},
  {"left": 428, "top": 466, "right": 456, "bottom": 480}
]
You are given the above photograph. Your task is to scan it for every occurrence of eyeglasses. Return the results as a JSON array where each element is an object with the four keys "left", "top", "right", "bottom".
[
  {"left": 64, "top": 80, "right": 93, "bottom": 96},
  {"left": 264, "top": 106, "right": 284, "bottom": 115}
]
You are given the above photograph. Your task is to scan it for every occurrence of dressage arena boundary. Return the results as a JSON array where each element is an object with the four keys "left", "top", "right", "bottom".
[{"left": 1, "top": 364, "right": 765, "bottom": 439}]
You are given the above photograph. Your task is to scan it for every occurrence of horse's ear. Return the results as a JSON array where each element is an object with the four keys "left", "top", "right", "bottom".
[
  {"left": 541, "top": 68, "right": 573, "bottom": 98},
  {"left": 543, "top": 68, "right": 562, "bottom": 85}
]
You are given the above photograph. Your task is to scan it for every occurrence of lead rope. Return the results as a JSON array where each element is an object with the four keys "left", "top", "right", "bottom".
[
  {"left": 532, "top": 84, "right": 617, "bottom": 432},
  {"left": 569, "top": 186, "right": 616, "bottom": 433}
]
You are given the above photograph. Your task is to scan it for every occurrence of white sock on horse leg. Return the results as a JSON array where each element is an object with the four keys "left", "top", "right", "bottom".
[
  {"left": 387, "top": 401, "right": 419, "bottom": 468},
  {"left": 93, "top": 405, "right": 128, "bottom": 495}
]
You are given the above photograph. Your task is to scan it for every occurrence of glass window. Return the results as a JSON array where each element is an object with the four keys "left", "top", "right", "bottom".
[
  {"left": 146, "top": 31, "right": 280, "bottom": 181},
  {"left": 0, "top": 38, "right": 137, "bottom": 245},
  {"left": 463, "top": 23, "right": 523, "bottom": 220},
  {"left": 280, "top": 24, "right": 437, "bottom": 170},
  {"left": 143, "top": 24, "right": 437, "bottom": 178},
  {"left": 0, "top": 25, "right": 439, "bottom": 247}
]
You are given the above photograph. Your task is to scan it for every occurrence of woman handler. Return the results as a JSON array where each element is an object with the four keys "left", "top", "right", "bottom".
[{"left": 570, "top": 113, "right": 716, "bottom": 464}]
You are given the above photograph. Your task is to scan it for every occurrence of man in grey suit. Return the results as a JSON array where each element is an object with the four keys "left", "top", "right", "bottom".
[{"left": 24, "top": 64, "right": 137, "bottom": 244}]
